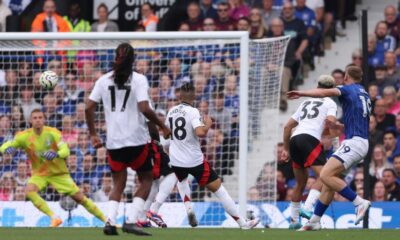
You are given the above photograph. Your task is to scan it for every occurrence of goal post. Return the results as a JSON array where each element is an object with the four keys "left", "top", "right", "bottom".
[{"left": 0, "top": 32, "right": 289, "bottom": 227}]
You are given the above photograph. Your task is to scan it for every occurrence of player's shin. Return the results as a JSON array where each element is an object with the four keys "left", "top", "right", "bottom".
[
  {"left": 177, "top": 178, "right": 193, "bottom": 213},
  {"left": 27, "top": 192, "right": 55, "bottom": 218},
  {"left": 213, "top": 185, "right": 245, "bottom": 226},
  {"left": 151, "top": 174, "right": 177, "bottom": 213},
  {"left": 290, "top": 202, "right": 301, "bottom": 223},
  {"left": 81, "top": 196, "right": 106, "bottom": 222}
]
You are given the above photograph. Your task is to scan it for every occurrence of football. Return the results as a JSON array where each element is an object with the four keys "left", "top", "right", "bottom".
[{"left": 39, "top": 70, "right": 58, "bottom": 90}]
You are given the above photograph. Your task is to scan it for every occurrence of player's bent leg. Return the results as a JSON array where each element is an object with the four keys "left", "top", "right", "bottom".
[
  {"left": 321, "top": 157, "right": 370, "bottom": 221},
  {"left": 301, "top": 165, "right": 324, "bottom": 219},
  {"left": 319, "top": 157, "right": 347, "bottom": 191},
  {"left": 299, "top": 185, "right": 334, "bottom": 231},
  {"left": 207, "top": 179, "right": 259, "bottom": 230},
  {"left": 176, "top": 177, "right": 197, "bottom": 227},
  {"left": 290, "top": 168, "right": 308, "bottom": 229},
  {"left": 26, "top": 180, "right": 61, "bottom": 227},
  {"left": 139, "top": 180, "right": 159, "bottom": 227},
  {"left": 147, "top": 173, "right": 177, "bottom": 228},
  {"left": 70, "top": 191, "right": 106, "bottom": 223}
]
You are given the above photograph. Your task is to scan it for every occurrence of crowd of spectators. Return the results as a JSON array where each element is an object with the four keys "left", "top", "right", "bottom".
[
  {"left": 0, "top": 0, "right": 362, "bottom": 202},
  {"left": 249, "top": 2, "right": 400, "bottom": 202}
]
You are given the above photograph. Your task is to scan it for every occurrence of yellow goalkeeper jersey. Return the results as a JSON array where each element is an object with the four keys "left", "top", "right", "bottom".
[{"left": 0, "top": 126, "right": 70, "bottom": 176}]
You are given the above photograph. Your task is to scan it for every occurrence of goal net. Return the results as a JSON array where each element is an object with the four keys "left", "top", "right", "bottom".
[{"left": 0, "top": 33, "right": 289, "bottom": 227}]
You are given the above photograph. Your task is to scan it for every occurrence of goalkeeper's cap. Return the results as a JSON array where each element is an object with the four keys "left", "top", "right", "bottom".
[{"left": 317, "top": 75, "right": 335, "bottom": 89}]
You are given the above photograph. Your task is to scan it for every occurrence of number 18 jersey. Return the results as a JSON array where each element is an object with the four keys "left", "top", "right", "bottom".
[
  {"left": 291, "top": 97, "right": 337, "bottom": 141},
  {"left": 89, "top": 71, "right": 150, "bottom": 149},
  {"left": 166, "top": 103, "right": 205, "bottom": 168}
]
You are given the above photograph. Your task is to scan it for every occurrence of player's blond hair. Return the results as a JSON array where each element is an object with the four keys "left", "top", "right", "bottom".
[{"left": 317, "top": 75, "right": 335, "bottom": 88}]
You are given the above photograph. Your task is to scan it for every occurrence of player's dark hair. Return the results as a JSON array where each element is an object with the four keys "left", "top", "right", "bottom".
[
  {"left": 346, "top": 66, "right": 363, "bottom": 83},
  {"left": 180, "top": 82, "right": 195, "bottom": 102},
  {"left": 113, "top": 43, "right": 134, "bottom": 88}
]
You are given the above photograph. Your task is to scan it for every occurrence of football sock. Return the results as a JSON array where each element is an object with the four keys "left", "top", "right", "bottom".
[
  {"left": 310, "top": 200, "right": 329, "bottom": 223},
  {"left": 338, "top": 186, "right": 357, "bottom": 202},
  {"left": 214, "top": 185, "right": 245, "bottom": 226},
  {"left": 27, "top": 192, "right": 55, "bottom": 218},
  {"left": 127, "top": 197, "right": 145, "bottom": 224},
  {"left": 290, "top": 202, "right": 301, "bottom": 223},
  {"left": 352, "top": 196, "right": 364, "bottom": 206},
  {"left": 177, "top": 179, "right": 193, "bottom": 213},
  {"left": 81, "top": 196, "right": 106, "bottom": 222},
  {"left": 107, "top": 200, "right": 119, "bottom": 225},
  {"left": 151, "top": 173, "right": 178, "bottom": 213},
  {"left": 142, "top": 181, "right": 159, "bottom": 220},
  {"left": 304, "top": 189, "right": 321, "bottom": 211}
]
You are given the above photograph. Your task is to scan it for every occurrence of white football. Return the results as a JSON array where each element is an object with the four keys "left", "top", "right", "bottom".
[{"left": 40, "top": 70, "right": 58, "bottom": 90}]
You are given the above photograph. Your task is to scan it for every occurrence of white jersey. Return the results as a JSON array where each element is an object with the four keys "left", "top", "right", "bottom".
[
  {"left": 291, "top": 97, "right": 337, "bottom": 140},
  {"left": 166, "top": 103, "right": 204, "bottom": 168},
  {"left": 89, "top": 71, "right": 151, "bottom": 149}
]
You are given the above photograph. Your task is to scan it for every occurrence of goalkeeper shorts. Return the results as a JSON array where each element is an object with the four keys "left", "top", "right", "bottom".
[
  {"left": 172, "top": 161, "right": 219, "bottom": 187},
  {"left": 28, "top": 174, "right": 80, "bottom": 196},
  {"left": 107, "top": 144, "right": 153, "bottom": 173}
]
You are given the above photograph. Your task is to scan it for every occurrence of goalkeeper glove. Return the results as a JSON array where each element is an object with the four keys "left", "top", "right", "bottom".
[
  {"left": 43, "top": 151, "right": 58, "bottom": 161},
  {"left": 4, "top": 147, "right": 16, "bottom": 155}
]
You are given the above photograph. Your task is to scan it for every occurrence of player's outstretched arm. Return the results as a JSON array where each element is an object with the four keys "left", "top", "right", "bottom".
[
  {"left": 85, "top": 99, "right": 103, "bottom": 148},
  {"left": 0, "top": 134, "right": 22, "bottom": 155},
  {"left": 139, "top": 101, "right": 171, "bottom": 138},
  {"left": 287, "top": 88, "right": 341, "bottom": 99}
]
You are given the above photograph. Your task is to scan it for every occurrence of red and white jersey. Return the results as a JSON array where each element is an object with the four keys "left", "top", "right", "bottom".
[
  {"left": 89, "top": 71, "right": 150, "bottom": 149},
  {"left": 166, "top": 103, "right": 204, "bottom": 168},
  {"left": 291, "top": 97, "right": 337, "bottom": 140}
]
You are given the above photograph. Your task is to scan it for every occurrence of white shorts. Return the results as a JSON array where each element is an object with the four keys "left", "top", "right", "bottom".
[{"left": 331, "top": 136, "right": 369, "bottom": 170}]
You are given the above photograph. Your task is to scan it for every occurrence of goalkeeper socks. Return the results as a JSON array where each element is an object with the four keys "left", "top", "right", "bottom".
[
  {"left": 304, "top": 189, "right": 321, "bottom": 211},
  {"left": 107, "top": 200, "right": 119, "bottom": 225},
  {"left": 290, "top": 202, "right": 301, "bottom": 223},
  {"left": 127, "top": 197, "right": 145, "bottom": 224},
  {"left": 213, "top": 185, "right": 244, "bottom": 226},
  {"left": 81, "top": 197, "right": 106, "bottom": 222},
  {"left": 27, "top": 192, "right": 55, "bottom": 218},
  {"left": 151, "top": 173, "right": 178, "bottom": 213},
  {"left": 338, "top": 186, "right": 357, "bottom": 202}
]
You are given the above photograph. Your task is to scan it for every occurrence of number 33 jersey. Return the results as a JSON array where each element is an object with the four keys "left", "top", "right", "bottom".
[
  {"left": 166, "top": 103, "right": 205, "bottom": 168},
  {"left": 89, "top": 71, "right": 151, "bottom": 149},
  {"left": 291, "top": 97, "right": 337, "bottom": 141}
]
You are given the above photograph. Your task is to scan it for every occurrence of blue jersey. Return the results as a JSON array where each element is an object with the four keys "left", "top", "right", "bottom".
[{"left": 337, "top": 84, "right": 371, "bottom": 139}]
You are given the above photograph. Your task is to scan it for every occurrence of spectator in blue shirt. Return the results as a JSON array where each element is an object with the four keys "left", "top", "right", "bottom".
[
  {"left": 375, "top": 21, "right": 396, "bottom": 59},
  {"left": 368, "top": 33, "right": 384, "bottom": 67},
  {"left": 62, "top": 70, "right": 84, "bottom": 115},
  {"left": 294, "top": 0, "right": 316, "bottom": 28},
  {"left": 383, "top": 129, "right": 400, "bottom": 163},
  {"left": 224, "top": 74, "right": 239, "bottom": 116},
  {"left": 200, "top": 0, "right": 218, "bottom": 19}
]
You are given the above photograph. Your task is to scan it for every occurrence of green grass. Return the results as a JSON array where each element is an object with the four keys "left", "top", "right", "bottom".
[{"left": 0, "top": 228, "right": 399, "bottom": 240}]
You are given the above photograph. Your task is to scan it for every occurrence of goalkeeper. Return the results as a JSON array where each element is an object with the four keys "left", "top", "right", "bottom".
[{"left": 0, "top": 109, "right": 106, "bottom": 227}]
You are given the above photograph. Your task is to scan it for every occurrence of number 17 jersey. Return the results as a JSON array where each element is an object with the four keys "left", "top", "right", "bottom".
[
  {"left": 291, "top": 97, "right": 337, "bottom": 141},
  {"left": 166, "top": 103, "right": 205, "bottom": 168},
  {"left": 89, "top": 71, "right": 150, "bottom": 149}
]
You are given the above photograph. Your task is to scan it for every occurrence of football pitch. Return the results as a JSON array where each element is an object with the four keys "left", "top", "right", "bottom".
[{"left": 1, "top": 228, "right": 399, "bottom": 240}]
